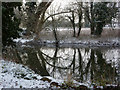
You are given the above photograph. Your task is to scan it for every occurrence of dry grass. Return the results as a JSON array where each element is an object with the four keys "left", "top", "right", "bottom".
[
  {"left": 102, "top": 28, "right": 120, "bottom": 38},
  {"left": 39, "top": 28, "right": 120, "bottom": 41}
]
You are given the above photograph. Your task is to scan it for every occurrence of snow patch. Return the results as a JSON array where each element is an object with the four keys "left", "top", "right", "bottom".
[
  {"left": 14, "top": 38, "right": 33, "bottom": 43},
  {"left": 0, "top": 59, "right": 89, "bottom": 89},
  {"left": 0, "top": 60, "right": 50, "bottom": 88}
]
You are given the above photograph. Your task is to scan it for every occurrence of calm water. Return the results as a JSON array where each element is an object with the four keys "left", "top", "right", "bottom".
[{"left": 4, "top": 46, "right": 120, "bottom": 85}]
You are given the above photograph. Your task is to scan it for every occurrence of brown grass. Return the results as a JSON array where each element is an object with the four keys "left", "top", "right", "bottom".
[{"left": 39, "top": 28, "right": 120, "bottom": 41}]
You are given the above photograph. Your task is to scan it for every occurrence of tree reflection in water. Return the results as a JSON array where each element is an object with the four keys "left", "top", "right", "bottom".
[{"left": 3, "top": 46, "right": 119, "bottom": 85}]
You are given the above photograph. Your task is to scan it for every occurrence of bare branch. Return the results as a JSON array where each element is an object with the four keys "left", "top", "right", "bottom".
[{"left": 44, "top": 11, "right": 71, "bottom": 23}]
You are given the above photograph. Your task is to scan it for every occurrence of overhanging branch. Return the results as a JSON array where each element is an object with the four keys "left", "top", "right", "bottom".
[{"left": 43, "top": 11, "right": 71, "bottom": 23}]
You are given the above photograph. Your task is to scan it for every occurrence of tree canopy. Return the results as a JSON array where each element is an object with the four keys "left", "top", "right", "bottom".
[{"left": 84, "top": 2, "right": 118, "bottom": 36}]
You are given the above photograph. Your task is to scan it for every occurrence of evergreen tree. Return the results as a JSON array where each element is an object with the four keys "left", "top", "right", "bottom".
[
  {"left": 84, "top": 2, "right": 118, "bottom": 36},
  {"left": 2, "top": 2, "right": 22, "bottom": 46},
  {"left": 94, "top": 2, "right": 118, "bottom": 35}
]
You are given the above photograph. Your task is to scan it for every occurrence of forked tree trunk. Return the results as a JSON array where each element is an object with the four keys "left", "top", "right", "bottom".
[{"left": 25, "top": 1, "right": 53, "bottom": 40}]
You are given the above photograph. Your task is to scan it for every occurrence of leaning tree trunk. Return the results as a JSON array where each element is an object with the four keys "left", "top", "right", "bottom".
[
  {"left": 25, "top": 1, "right": 53, "bottom": 40},
  {"left": 34, "top": 11, "right": 46, "bottom": 40},
  {"left": 35, "top": 1, "right": 53, "bottom": 39}
]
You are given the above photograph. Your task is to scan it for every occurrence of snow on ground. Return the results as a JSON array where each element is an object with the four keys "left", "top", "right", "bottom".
[
  {"left": 0, "top": 60, "right": 50, "bottom": 89},
  {"left": 39, "top": 37, "right": 120, "bottom": 47},
  {"left": 14, "top": 38, "right": 33, "bottom": 43},
  {"left": 0, "top": 60, "right": 89, "bottom": 89}
]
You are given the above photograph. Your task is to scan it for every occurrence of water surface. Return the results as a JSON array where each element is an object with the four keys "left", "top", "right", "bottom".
[{"left": 5, "top": 46, "right": 120, "bottom": 85}]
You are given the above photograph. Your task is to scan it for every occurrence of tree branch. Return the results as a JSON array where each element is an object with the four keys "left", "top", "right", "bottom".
[{"left": 44, "top": 11, "right": 71, "bottom": 23}]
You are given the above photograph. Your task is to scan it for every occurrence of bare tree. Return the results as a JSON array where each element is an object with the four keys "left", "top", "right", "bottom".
[
  {"left": 18, "top": 0, "right": 54, "bottom": 39},
  {"left": 19, "top": 0, "right": 73, "bottom": 40},
  {"left": 66, "top": 10, "right": 76, "bottom": 37},
  {"left": 77, "top": 2, "right": 83, "bottom": 37},
  {"left": 65, "top": 2, "right": 83, "bottom": 37},
  {"left": 84, "top": 2, "right": 95, "bottom": 35},
  {"left": 51, "top": 16, "right": 59, "bottom": 45}
]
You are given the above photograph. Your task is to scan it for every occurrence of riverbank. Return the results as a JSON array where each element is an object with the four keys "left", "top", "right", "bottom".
[
  {"left": 4, "top": 28, "right": 119, "bottom": 89},
  {"left": 0, "top": 59, "right": 89, "bottom": 89},
  {"left": 0, "top": 59, "right": 119, "bottom": 89},
  {"left": 15, "top": 37, "right": 120, "bottom": 49},
  {"left": 14, "top": 28, "right": 120, "bottom": 48}
]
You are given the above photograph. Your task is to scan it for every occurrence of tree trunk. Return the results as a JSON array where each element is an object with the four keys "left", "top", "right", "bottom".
[
  {"left": 26, "top": 48, "right": 50, "bottom": 76},
  {"left": 95, "top": 22, "right": 103, "bottom": 36},
  {"left": 51, "top": 17, "right": 59, "bottom": 46},
  {"left": 90, "top": 2, "right": 95, "bottom": 35},
  {"left": 90, "top": 23, "right": 95, "bottom": 35},
  {"left": 77, "top": 11, "right": 82, "bottom": 37},
  {"left": 73, "top": 49, "right": 76, "bottom": 73},
  {"left": 77, "top": 2, "right": 83, "bottom": 37},
  {"left": 78, "top": 49, "right": 83, "bottom": 82},
  {"left": 25, "top": 1, "right": 53, "bottom": 39},
  {"left": 72, "top": 11, "right": 76, "bottom": 37},
  {"left": 52, "top": 47, "right": 58, "bottom": 73},
  {"left": 67, "top": 12, "right": 76, "bottom": 37}
]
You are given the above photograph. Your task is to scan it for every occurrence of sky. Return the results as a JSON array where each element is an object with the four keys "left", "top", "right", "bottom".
[
  {"left": 51, "top": 0, "right": 73, "bottom": 8},
  {"left": 23, "top": 0, "right": 120, "bottom": 7},
  {"left": 22, "top": 0, "right": 73, "bottom": 9}
]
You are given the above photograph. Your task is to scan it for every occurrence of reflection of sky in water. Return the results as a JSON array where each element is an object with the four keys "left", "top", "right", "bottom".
[
  {"left": 41, "top": 48, "right": 91, "bottom": 67},
  {"left": 19, "top": 47, "right": 120, "bottom": 84},
  {"left": 39, "top": 47, "right": 120, "bottom": 82},
  {"left": 103, "top": 49, "right": 120, "bottom": 68}
]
